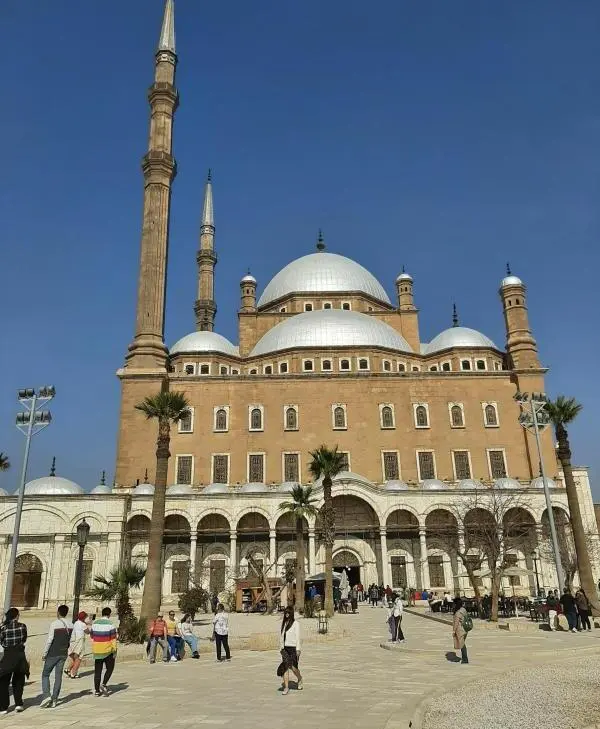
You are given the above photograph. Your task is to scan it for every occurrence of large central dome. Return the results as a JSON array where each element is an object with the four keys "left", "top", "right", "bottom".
[{"left": 257, "top": 252, "right": 391, "bottom": 308}]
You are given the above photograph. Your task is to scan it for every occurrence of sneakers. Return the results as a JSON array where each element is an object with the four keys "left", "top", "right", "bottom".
[
  {"left": 170, "top": 656, "right": 178, "bottom": 662},
  {"left": 40, "top": 696, "right": 52, "bottom": 708},
  {"left": 192, "top": 652, "right": 200, "bottom": 659},
  {"left": 100, "top": 684, "right": 110, "bottom": 696},
  {"left": 282, "top": 688, "right": 289, "bottom": 695},
  {"left": 15, "top": 706, "right": 25, "bottom": 713},
  {"left": 571, "top": 628, "right": 578, "bottom": 633},
  {"left": 297, "top": 680, "right": 303, "bottom": 691},
  {"left": 94, "top": 691, "right": 102, "bottom": 697},
  {"left": 0, "top": 711, "right": 7, "bottom": 716},
  {"left": 49, "top": 701, "right": 57, "bottom": 709}
]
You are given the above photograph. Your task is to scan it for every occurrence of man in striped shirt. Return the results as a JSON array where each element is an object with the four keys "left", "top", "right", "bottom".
[{"left": 89, "top": 607, "right": 117, "bottom": 697}]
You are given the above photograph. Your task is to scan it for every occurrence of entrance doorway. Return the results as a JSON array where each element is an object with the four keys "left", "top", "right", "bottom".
[
  {"left": 12, "top": 554, "right": 43, "bottom": 608},
  {"left": 333, "top": 549, "right": 361, "bottom": 586}
]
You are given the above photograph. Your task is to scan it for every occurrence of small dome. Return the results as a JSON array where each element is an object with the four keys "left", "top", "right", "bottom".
[
  {"left": 240, "top": 482, "right": 268, "bottom": 493},
  {"left": 501, "top": 275, "right": 523, "bottom": 288},
  {"left": 0, "top": 487, "right": 9, "bottom": 496},
  {"left": 167, "top": 484, "right": 194, "bottom": 495},
  {"left": 531, "top": 476, "right": 557, "bottom": 490},
  {"left": 91, "top": 484, "right": 112, "bottom": 494},
  {"left": 279, "top": 481, "right": 299, "bottom": 493},
  {"left": 132, "top": 483, "right": 155, "bottom": 496},
  {"left": 170, "top": 331, "right": 239, "bottom": 357},
  {"left": 422, "top": 479, "right": 448, "bottom": 490},
  {"left": 335, "top": 471, "right": 372, "bottom": 486},
  {"left": 203, "top": 483, "right": 230, "bottom": 494},
  {"left": 24, "top": 476, "right": 83, "bottom": 496},
  {"left": 250, "top": 309, "right": 412, "bottom": 357},
  {"left": 424, "top": 326, "right": 497, "bottom": 354},
  {"left": 458, "top": 479, "right": 484, "bottom": 490},
  {"left": 493, "top": 478, "right": 521, "bottom": 490},
  {"left": 396, "top": 272, "right": 413, "bottom": 283},
  {"left": 258, "top": 251, "right": 391, "bottom": 307},
  {"left": 384, "top": 480, "right": 409, "bottom": 491},
  {"left": 241, "top": 273, "right": 257, "bottom": 284}
]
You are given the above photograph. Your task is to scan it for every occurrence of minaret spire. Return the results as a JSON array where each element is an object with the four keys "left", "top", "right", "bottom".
[
  {"left": 125, "top": 0, "right": 179, "bottom": 368},
  {"left": 195, "top": 169, "right": 217, "bottom": 331},
  {"left": 452, "top": 303, "right": 459, "bottom": 327},
  {"left": 50, "top": 456, "right": 56, "bottom": 477},
  {"left": 316, "top": 229, "right": 325, "bottom": 251}
]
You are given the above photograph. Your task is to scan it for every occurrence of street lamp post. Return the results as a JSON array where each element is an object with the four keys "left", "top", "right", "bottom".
[
  {"left": 73, "top": 518, "right": 90, "bottom": 618},
  {"left": 515, "top": 391, "right": 565, "bottom": 593},
  {"left": 531, "top": 550, "right": 541, "bottom": 597},
  {"left": 3, "top": 387, "right": 55, "bottom": 615}
]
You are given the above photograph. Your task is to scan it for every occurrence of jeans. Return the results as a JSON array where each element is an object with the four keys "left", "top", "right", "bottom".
[
  {"left": 566, "top": 611, "right": 578, "bottom": 630},
  {"left": 41, "top": 655, "right": 66, "bottom": 700},
  {"left": 393, "top": 615, "right": 405, "bottom": 642},
  {"left": 167, "top": 635, "right": 181, "bottom": 659},
  {"left": 0, "top": 671, "right": 25, "bottom": 711},
  {"left": 94, "top": 654, "right": 115, "bottom": 693},
  {"left": 578, "top": 610, "right": 591, "bottom": 630},
  {"left": 215, "top": 633, "right": 230, "bottom": 660},
  {"left": 149, "top": 637, "right": 168, "bottom": 662},
  {"left": 461, "top": 645, "right": 469, "bottom": 663},
  {"left": 183, "top": 634, "right": 199, "bottom": 654}
]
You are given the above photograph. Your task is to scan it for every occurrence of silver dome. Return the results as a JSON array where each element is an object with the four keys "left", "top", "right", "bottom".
[
  {"left": 279, "top": 481, "right": 300, "bottom": 493},
  {"left": 24, "top": 476, "right": 83, "bottom": 496},
  {"left": 241, "top": 273, "right": 257, "bottom": 284},
  {"left": 91, "top": 484, "right": 112, "bottom": 494},
  {"left": 257, "top": 252, "right": 391, "bottom": 307},
  {"left": 250, "top": 309, "right": 412, "bottom": 357},
  {"left": 167, "top": 484, "right": 194, "bottom": 495},
  {"left": 384, "top": 480, "right": 409, "bottom": 491},
  {"left": 493, "top": 478, "right": 521, "bottom": 490},
  {"left": 132, "top": 483, "right": 155, "bottom": 496},
  {"left": 170, "top": 331, "right": 239, "bottom": 357},
  {"left": 501, "top": 275, "right": 523, "bottom": 287},
  {"left": 458, "top": 479, "right": 484, "bottom": 490},
  {"left": 422, "top": 479, "right": 448, "bottom": 490},
  {"left": 203, "top": 483, "right": 229, "bottom": 494},
  {"left": 240, "top": 482, "right": 269, "bottom": 493},
  {"left": 531, "top": 476, "right": 557, "bottom": 490},
  {"left": 395, "top": 272, "right": 413, "bottom": 283},
  {"left": 424, "top": 326, "right": 497, "bottom": 354}
]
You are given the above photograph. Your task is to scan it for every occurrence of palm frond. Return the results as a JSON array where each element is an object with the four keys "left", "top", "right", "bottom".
[
  {"left": 546, "top": 395, "right": 583, "bottom": 427},
  {"left": 135, "top": 391, "right": 190, "bottom": 422},
  {"left": 308, "top": 445, "right": 346, "bottom": 480},
  {"left": 0, "top": 453, "right": 10, "bottom": 472}
]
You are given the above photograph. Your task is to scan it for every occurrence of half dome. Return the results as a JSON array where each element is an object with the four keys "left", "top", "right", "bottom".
[
  {"left": 493, "top": 478, "right": 521, "bottom": 490},
  {"left": 91, "top": 484, "right": 112, "bottom": 494},
  {"left": 531, "top": 476, "right": 557, "bottom": 490},
  {"left": 424, "top": 326, "right": 497, "bottom": 354},
  {"left": 132, "top": 483, "right": 155, "bottom": 496},
  {"left": 422, "top": 479, "right": 448, "bottom": 490},
  {"left": 240, "top": 482, "right": 269, "bottom": 493},
  {"left": 203, "top": 483, "right": 230, "bottom": 494},
  {"left": 170, "top": 331, "right": 239, "bottom": 357},
  {"left": 458, "top": 479, "right": 484, "bottom": 490},
  {"left": 250, "top": 309, "right": 411, "bottom": 357},
  {"left": 167, "top": 484, "right": 194, "bottom": 495},
  {"left": 24, "top": 476, "right": 83, "bottom": 496},
  {"left": 258, "top": 252, "right": 391, "bottom": 307},
  {"left": 384, "top": 480, "right": 409, "bottom": 491},
  {"left": 279, "top": 482, "right": 300, "bottom": 493}
]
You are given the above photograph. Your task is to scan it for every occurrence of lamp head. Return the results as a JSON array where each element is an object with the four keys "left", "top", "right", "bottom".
[{"left": 76, "top": 518, "right": 90, "bottom": 547}]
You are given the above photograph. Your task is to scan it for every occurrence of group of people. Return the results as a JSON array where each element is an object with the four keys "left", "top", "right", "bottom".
[
  {"left": 547, "top": 587, "right": 593, "bottom": 632},
  {"left": 0, "top": 605, "right": 117, "bottom": 713}
]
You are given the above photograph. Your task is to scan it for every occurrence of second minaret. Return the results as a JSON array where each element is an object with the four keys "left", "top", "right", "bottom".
[{"left": 195, "top": 170, "right": 217, "bottom": 331}]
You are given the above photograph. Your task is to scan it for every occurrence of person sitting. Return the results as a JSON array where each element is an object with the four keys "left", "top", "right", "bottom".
[
  {"left": 165, "top": 611, "right": 182, "bottom": 660},
  {"left": 178, "top": 614, "right": 200, "bottom": 658},
  {"left": 148, "top": 612, "right": 168, "bottom": 663}
]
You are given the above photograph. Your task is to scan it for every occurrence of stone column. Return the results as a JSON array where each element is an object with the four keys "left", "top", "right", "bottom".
[
  {"left": 189, "top": 534, "right": 197, "bottom": 584},
  {"left": 419, "top": 529, "right": 429, "bottom": 590},
  {"left": 229, "top": 531, "right": 237, "bottom": 575},
  {"left": 49, "top": 535, "right": 66, "bottom": 603},
  {"left": 457, "top": 529, "right": 466, "bottom": 592},
  {"left": 308, "top": 530, "right": 316, "bottom": 575},
  {"left": 269, "top": 530, "right": 277, "bottom": 576},
  {"left": 380, "top": 528, "right": 390, "bottom": 586}
]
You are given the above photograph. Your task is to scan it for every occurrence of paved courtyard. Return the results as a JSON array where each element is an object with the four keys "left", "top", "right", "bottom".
[{"left": 5, "top": 608, "right": 600, "bottom": 728}]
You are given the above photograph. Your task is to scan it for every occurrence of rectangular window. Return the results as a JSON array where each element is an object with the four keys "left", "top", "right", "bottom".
[
  {"left": 428, "top": 556, "right": 445, "bottom": 587},
  {"left": 171, "top": 561, "right": 189, "bottom": 593},
  {"left": 489, "top": 450, "right": 507, "bottom": 479},
  {"left": 212, "top": 454, "right": 229, "bottom": 484},
  {"left": 383, "top": 451, "right": 400, "bottom": 481},
  {"left": 284, "top": 453, "right": 300, "bottom": 482},
  {"left": 249, "top": 454, "right": 265, "bottom": 482},
  {"left": 418, "top": 451, "right": 435, "bottom": 480},
  {"left": 209, "top": 560, "right": 226, "bottom": 593},
  {"left": 390, "top": 556, "right": 407, "bottom": 588},
  {"left": 176, "top": 455, "right": 193, "bottom": 485},
  {"left": 178, "top": 408, "right": 193, "bottom": 433},
  {"left": 339, "top": 452, "right": 350, "bottom": 471},
  {"left": 75, "top": 559, "right": 94, "bottom": 593},
  {"left": 453, "top": 451, "right": 471, "bottom": 480}
]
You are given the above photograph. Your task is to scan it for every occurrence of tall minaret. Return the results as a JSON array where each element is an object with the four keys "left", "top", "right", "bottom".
[
  {"left": 194, "top": 170, "right": 217, "bottom": 331},
  {"left": 125, "top": 0, "right": 179, "bottom": 369},
  {"left": 499, "top": 264, "right": 541, "bottom": 369}
]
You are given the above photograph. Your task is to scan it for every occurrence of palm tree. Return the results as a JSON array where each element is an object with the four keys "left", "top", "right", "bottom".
[
  {"left": 546, "top": 395, "right": 598, "bottom": 615},
  {"left": 135, "top": 390, "right": 190, "bottom": 620},
  {"left": 86, "top": 564, "right": 146, "bottom": 627},
  {"left": 308, "top": 445, "right": 346, "bottom": 616},
  {"left": 279, "top": 485, "right": 319, "bottom": 613},
  {"left": 0, "top": 453, "right": 9, "bottom": 471}
]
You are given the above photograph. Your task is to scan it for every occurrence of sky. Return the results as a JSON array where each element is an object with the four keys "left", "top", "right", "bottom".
[{"left": 0, "top": 0, "right": 599, "bottom": 495}]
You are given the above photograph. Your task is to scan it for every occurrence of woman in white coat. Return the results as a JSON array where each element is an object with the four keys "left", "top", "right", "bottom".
[
  {"left": 279, "top": 607, "right": 303, "bottom": 695},
  {"left": 389, "top": 596, "right": 405, "bottom": 642}
]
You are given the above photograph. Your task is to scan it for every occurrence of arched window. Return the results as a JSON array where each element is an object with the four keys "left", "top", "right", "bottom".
[
  {"left": 340, "top": 359, "right": 350, "bottom": 371},
  {"left": 398, "top": 363, "right": 406, "bottom": 372},
  {"left": 476, "top": 360, "right": 486, "bottom": 371},
  {"left": 358, "top": 358, "right": 369, "bottom": 370},
  {"left": 179, "top": 409, "right": 193, "bottom": 433},
  {"left": 415, "top": 405, "right": 428, "bottom": 428},
  {"left": 381, "top": 406, "right": 394, "bottom": 429},
  {"left": 215, "top": 408, "right": 228, "bottom": 431},
  {"left": 383, "top": 360, "right": 391, "bottom": 372},
  {"left": 322, "top": 359, "right": 332, "bottom": 371},
  {"left": 250, "top": 408, "right": 262, "bottom": 430},
  {"left": 442, "top": 362, "right": 451, "bottom": 371},
  {"left": 333, "top": 406, "right": 346, "bottom": 429},
  {"left": 285, "top": 407, "right": 298, "bottom": 430},
  {"left": 450, "top": 405, "right": 464, "bottom": 427},
  {"left": 264, "top": 365, "right": 273, "bottom": 375},
  {"left": 279, "top": 362, "right": 288, "bottom": 374},
  {"left": 461, "top": 360, "right": 471, "bottom": 371},
  {"left": 304, "top": 303, "right": 313, "bottom": 312},
  {"left": 485, "top": 404, "right": 498, "bottom": 427}
]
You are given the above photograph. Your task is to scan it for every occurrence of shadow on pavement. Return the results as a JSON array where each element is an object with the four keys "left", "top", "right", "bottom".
[{"left": 444, "top": 651, "right": 461, "bottom": 663}]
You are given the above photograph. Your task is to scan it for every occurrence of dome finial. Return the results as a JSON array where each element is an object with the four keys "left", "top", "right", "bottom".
[
  {"left": 452, "top": 303, "right": 459, "bottom": 327},
  {"left": 506, "top": 262, "right": 511, "bottom": 275},
  {"left": 49, "top": 456, "right": 56, "bottom": 477},
  {"left": 144, "top": 469, "right": 149, "bottom": 484},
  {"left": 316, "top": 229, "right": 325, "bottom": 251},
  {"left": 402, "top": 264, "right": 405, "bottom": 274},
  {"left": 100, "top": 470, "right": 106, "bottom": 486},
  {"left": 207, "top": 168, "right": 212, "bottom": 182}
]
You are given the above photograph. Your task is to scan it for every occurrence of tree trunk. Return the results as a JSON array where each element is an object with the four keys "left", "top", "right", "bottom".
[
  {"left": 296, "top": 516, "right": 305, "bottom": 613},
  {"left": 557, "top": 425, "right": 600, "bottom": 616},
  {"left": 322, "top": 476, "right": 335, "bottom": 617},
  {"left": 458, "top": 554, "right": 482, "bottom": 602},
  {"left": 490, "top": 571, "right": 501, "bottom": 622},
  {"left": 140, "top": 418, "right": 170, "bottom": 620}
]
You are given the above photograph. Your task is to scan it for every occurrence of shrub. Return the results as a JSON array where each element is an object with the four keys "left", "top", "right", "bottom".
[
  {"left": 118, "top": 616, "right": 147, "bottom": 644},
  {"left": 178, "top": 587, "right": 210, "bottom": 618}
]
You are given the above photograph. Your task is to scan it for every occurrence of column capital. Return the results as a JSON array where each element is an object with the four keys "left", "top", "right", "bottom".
[
  {"left": 190, "top": 533, "right": 197, "bottom": 543},
  {"left": 269, "top": 530, "right": 277, "bottom": 539},
  {"left": 229, "top": 530, "right": 237, "bottom": 539},
  {"left": 419, "top": 528, "right": 427, "bottom": 539},
  {"left": 308, "top": 528, "right": 315, "bottom": 536},
  {"left": 379, "top": 527, "right": 387, "bottom": 536}
]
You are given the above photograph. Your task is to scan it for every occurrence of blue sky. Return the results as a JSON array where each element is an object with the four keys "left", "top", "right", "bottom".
[{"left": 1, "top": 1, "right": 599, "bottom": 495}]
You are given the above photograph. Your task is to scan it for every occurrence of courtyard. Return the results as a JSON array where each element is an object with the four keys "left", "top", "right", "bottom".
[{"left": 5, "top": 608, "right": 600, "bottom": 729}]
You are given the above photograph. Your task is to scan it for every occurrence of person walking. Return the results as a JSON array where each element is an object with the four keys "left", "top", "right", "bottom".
[
  {"left": 0, "top": 608, "right": 29, "bottom": 715},
  {"left": 212, "top": 604, "right": 230, "bottom": 662},
  {"left": 575, "top": 589, "right": 592, "bottom": 631},
  {"left": 279, "top": 607, "right": 302, "bottom": 695},
  {"left": 90, "top": 607, "right": 117, "bottom": 696},
  {"left": 148, "top": 612, "right": 169, "bottom": 663},
  {"left": 40, "top": 604, "right": 73, "bottom": 708},
  {"left": 178, "top": 614, "right": 200, "bottom": 658},
  {"left": 452, "top": 597, "right": 469, "bottom": 664},
  {"left": 560, "top": 587, "right": 579, "bottom": 633},
  {"left": 65, "top": 611, "right": 89, "bottom": 679},
  {"left": 546, "top": 590, "right": 559, "bottom": 631},
  {"left": 389, "top": 596, "right": 405, "bottom": 643}
]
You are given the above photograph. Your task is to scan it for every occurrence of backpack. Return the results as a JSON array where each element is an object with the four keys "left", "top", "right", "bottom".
[{"left": 462, "top": 613, "right": 473, "bottom": 632}]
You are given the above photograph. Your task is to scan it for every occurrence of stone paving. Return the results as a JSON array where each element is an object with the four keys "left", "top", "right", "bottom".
[{"left": 4, "top": 606, "right": 600, "bottom": 728}]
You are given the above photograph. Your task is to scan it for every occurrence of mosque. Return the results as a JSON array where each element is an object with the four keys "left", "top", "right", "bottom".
[{"left": 0, "top": 1, "right": 597, "bottom": 610}]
